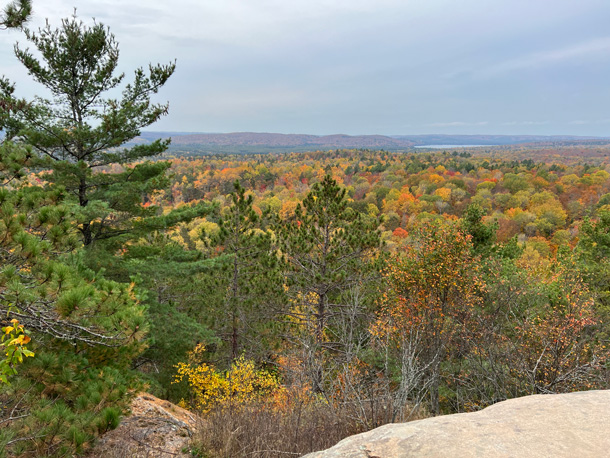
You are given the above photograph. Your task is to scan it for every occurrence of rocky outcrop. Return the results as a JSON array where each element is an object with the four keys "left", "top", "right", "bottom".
[
  {"left": 304, "top": 390, "right": 610, "bottom": 458},
  {"left": 89, "top": 393, "right": 198, "bottom": 458}
]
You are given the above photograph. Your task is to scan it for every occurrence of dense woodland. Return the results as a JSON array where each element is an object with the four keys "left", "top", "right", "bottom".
[{"left": 2, "top": 4, "right": 610, "bottom": 458}]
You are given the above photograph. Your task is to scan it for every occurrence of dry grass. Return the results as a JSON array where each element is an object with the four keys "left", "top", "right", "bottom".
[{"left": 191, "top": 401, "right": 369, "bottom": 458}]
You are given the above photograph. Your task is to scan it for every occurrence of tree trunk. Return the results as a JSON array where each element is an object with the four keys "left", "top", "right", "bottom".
[
  {"left": 230, "top": 248, "right": 239, "bottom": 362},
  {"left": 310, "top": 292, "right": 326, "bottom": 394},
  {"left": 231, "top": 312, "right": 238, "bottom": 362},
  {"left": 79, "top": 177, "right": 93, "bottom": 245},
  {"left": 430, "top": 359, "right": 440, "bottom": 415}
]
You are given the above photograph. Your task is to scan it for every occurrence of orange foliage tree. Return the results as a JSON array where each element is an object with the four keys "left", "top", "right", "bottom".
[{"left": 373, "top": 220, "right": 483, "bottom": 415}]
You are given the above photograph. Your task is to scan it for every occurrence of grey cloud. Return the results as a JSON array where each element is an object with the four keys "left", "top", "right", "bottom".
[
  {"left": 3, "top": 0, "right": 610, "bottom": 135},
  {"left": 427, "top": 122, "right": 489, "bottom": 128}
]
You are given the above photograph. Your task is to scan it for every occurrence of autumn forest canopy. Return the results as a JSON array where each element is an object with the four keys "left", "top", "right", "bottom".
[{"left": 2, "top": 4, "right": 610, "bottom": 458}]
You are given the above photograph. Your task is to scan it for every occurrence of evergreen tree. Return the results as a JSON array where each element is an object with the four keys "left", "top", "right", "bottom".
[
  {"left": 202, "top": 181, "right": 284, "bottom": 365},
  {"left": 0, "top": 140, "right": 144, "bottom": 360},
  {"left": 2, "top": 15, "right": 178, "bottom": 246},
  {"left": 0, "top": 14, "right": 174, "bottom": 455},
  {"left": 462, "top": 203, "right": 498, "bottom": 254},
  {"left": 0, "top": 0, "right": 31, "bottom": 29},
  {"left": 102, "top": 232, "right": 222, "bottom": 400},
  {"left": 0, "top": 140, "right": 147, "bottom": 455},
  {"left": 276, "top": 175, "right": 383, "bottom": 392}
]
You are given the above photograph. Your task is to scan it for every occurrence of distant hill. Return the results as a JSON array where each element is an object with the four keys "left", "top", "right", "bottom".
[
  {"left": 133, "top": 132, "right": 415, "bottom": 149},
  {"left": 132, "top": 131, "right": 610, "bottom": 153},
  {"left": 392, "top": 134, "right": 605, "bottom": 146}
]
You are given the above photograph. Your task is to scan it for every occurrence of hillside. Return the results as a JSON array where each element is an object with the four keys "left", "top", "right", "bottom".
[
  {"left": 132, "top": 131, "right": 416, "bottom": 149},
  {"left": 132, "top": 131, "right": 609, "bottom": 152},
  {"left": 4, "top": 3, "right": 610, "bottom": 458},
  {"left": 394, "top": 134, "right": 605, "bottom": 146}
]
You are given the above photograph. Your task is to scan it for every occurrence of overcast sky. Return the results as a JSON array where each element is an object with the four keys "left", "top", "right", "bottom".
[{"left": 2, "top": 0, "right": 610, "bottom": 136}]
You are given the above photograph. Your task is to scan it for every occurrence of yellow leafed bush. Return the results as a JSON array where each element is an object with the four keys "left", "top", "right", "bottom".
[{"left": 174, "top": 344, "right": 282, "bottom": 412}]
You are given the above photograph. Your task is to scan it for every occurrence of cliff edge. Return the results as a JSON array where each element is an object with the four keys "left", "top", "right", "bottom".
[{"left": 303, "top": 390, "right": 610, "bottom": 458}]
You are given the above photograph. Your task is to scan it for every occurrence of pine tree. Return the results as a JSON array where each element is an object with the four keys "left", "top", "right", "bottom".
[
  {"left": 0, "top": 140, "right": 144, "bottom": 361},
  {"left": 0, "top": 0, "right": 31, "bottom": 29},
  {"left": 101, "top": 232, "right": 222, "bottom": 400},
  {"left": 0, "top": 140, "right": 147, "bottom": 455},
  {"left": 462, "top": 203, "right": 498, "bottom": 254},
  {"left": 0, "top": 14, "right": 167, "bottom": 454},
  {"left": 276, "top": 175, "right": 383, "bottom": 392},
  {"left": 2, "top": 15, "right": 178, "bottom": 246},
  {"left": 203, "top": 180, "right": 284, "bottom": 365}
]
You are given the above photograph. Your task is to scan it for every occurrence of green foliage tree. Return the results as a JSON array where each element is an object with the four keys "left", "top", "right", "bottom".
[
  {"left": 276, "top": 175, "right": 383, "bottom": 393},
  {"left": 0, "top": 352, "right": 143, "bottom": 456},
  {"left": 108, "top": 235, "right": 221, "bottom": 400},
  {"left": 217, "top": 181, "right": 283, "bottom": 362},
  {"left": 2, "top": 15, "right": 177, "bottom": 246},
  {"left": 462, "top": 203, "right": 498, "bottom": 254},
  {"left": 0, "top": 0, "right": 31, "bottom": 29},
  {"left": 196, "top": 181, "right": 284, "bottom": 366},
  {"left": 576, "top": 210, "right": 610, "bottom": 315},
  {"left": 0, "top": 140, "right": 147, "bottom": 455},
  {"left": 0, "top": 13, "right": 177, "bottom": 455},
  {"left": 0, "top": 140, "right": 142, "bottom": 360}
]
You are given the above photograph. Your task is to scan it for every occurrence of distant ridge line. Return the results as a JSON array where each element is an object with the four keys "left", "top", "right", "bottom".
[
  {"left": 133, "top": 131, "right": 609, "bottom": 149},
  {"left": 134, "top": 132, "right": 416, "bottom": 148}
]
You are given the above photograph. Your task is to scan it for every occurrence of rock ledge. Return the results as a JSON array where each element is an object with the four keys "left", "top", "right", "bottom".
[
  {"left": 89, "top": 393, "right": 198, "bottom": 457},
  {"left": 304, "top": 390, "right": 610, "bottom": 458}
]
